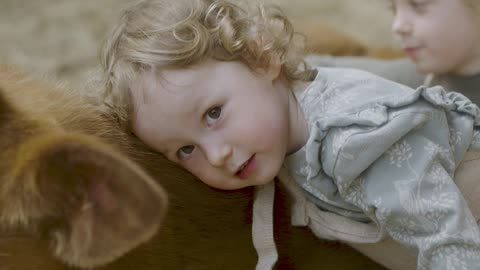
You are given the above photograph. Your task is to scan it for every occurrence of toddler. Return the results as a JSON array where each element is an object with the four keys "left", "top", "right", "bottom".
[
  {"left": 101, "top": 0, "right": 480, "bottom": 269},
  {"left": 307, "top": 0, "right": 480, "bottom": 103}
]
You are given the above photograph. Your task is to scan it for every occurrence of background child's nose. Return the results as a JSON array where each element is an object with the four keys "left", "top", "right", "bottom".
[{"left": 391, "top": 13, "right": 412, "bottom": 36}]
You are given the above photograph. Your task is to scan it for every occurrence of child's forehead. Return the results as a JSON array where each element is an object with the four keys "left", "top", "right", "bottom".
[
  {"left": 158, "top": 67, "right": 203, "bottom": 86},
  {"left": 141, "top": 62, "right": 216, "bottom": 88},
  {"left": 130, "top": 60, "right": 253, "bottom": 108},
  {"left": 130, "top": 67, "right": 196, "bottom": 104}
]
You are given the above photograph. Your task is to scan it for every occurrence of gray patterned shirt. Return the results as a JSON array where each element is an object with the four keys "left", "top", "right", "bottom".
[{"left": 285, "top": 67, "right": 480, "bottom": 270}]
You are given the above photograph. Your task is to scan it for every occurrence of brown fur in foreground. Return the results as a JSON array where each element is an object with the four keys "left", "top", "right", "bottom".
[{"left": 0, "top": 65, "right": 167, "bottom": 268}]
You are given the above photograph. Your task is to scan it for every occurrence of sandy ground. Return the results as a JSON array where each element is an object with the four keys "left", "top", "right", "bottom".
[{"left": 0, "top": 0, "right": 394, "bottom": 88}]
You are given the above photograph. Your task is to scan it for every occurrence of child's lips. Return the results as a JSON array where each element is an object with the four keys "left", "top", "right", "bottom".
[
  {"left": 235, "top": 154, "right": 256, "bottom": 179},
  {"left": 403, "top": 47, "right": 420, "bottom": 58}
]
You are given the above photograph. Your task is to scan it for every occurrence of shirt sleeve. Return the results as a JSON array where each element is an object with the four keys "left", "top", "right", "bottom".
[
  {"left": 297, "top": 67, "right": 480, "bottom": 269},
  {"left": 353, "top": 137, "right": 480, "bottom": 270},
  {"left": 328, "top": 96, "right": 480, "bottom": 270}
]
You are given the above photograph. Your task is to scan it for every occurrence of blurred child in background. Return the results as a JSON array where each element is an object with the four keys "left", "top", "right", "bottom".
[{"left": 307, "top": 0, "right": 480, "bottom": 103}]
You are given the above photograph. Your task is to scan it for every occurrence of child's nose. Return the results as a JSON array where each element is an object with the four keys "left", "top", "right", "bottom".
[
  {"left": 205, "top": 142, "right": 232, "bottom": 167},
  {"left": 391, "top": 12, "right": 412, "bottom": 36}
]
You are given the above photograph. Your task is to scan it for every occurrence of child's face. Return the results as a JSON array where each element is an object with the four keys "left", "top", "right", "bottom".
[
  {"left": 132, "top": 60, "right": 295, "bottom": 190},
  {"left": 390, "top": 0, "right": 480, "bottom": 75}
]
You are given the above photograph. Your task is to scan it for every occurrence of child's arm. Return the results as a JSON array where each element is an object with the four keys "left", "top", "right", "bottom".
[
  {"left": 295, "top": 67, "right": 480, "bottom": 269},
  {"left": 353, "top": 138, "right": 480, "bottom": 270},
  {"left": 325, "top": 88, "right": 480, "bottom": 269}
]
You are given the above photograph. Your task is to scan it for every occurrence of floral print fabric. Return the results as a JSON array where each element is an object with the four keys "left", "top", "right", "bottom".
[{"left": 284, "top": 67, "right": 480, "bottom": 270}]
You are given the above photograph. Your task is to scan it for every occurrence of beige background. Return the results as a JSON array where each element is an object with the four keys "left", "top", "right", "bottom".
[{"left": 0, "top": 0, "right": 395, "bottom": 88}]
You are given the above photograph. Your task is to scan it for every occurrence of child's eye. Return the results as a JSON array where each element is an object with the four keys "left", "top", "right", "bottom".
[
  {"left": 205, "top": 106, "right": 222, "bottom": 126},
  {"left": 177, "top": 145, "right": 195, "bottom": 160},
  {"left": 410, "top": 0, "right": 429, "bottom": 12}
]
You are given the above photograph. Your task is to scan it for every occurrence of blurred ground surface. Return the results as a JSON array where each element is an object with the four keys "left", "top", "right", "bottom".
[{"left": 0, "top": 0, "right": 394, "bottom": 87}]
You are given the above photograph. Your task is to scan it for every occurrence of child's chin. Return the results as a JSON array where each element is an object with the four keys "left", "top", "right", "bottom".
[
  {"left": 415, "top": 62, "right": 436, "bottom": 75},
  {"left": 414, "top": 58, "right": 451, "bottom": 75}
]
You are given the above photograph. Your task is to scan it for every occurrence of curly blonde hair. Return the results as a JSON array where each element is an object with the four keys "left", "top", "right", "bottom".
[{"left": 101, "top": 0, "right": 311, "bottom": 130}]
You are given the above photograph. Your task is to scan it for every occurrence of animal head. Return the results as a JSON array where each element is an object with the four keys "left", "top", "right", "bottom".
[{"left": 0, "top": 65, "right": 167, "bottom": 268}]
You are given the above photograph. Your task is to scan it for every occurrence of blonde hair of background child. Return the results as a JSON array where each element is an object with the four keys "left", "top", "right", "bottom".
[{"left": 101, "top": 0, "right": 312, "bottom": 131}]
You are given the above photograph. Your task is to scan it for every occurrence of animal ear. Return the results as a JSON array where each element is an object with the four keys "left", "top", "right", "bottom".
[{"left": 3, "top": 133, "right": 168, "bottom": 268}]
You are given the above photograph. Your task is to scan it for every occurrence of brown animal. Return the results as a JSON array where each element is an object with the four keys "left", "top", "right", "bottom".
[
  {"left": 298, "top": 20, "right": 405, "bottom": 59},
  {"left": 0, "top": 64, "right": 386, "bottom": 269},
  {"left": 0, "top": 64, "right": 168, "bottom": 269}
]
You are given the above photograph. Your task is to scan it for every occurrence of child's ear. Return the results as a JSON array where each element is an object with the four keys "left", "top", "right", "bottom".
[{"left": 1, "top": 133, "right": 168, "bottom": 269}]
